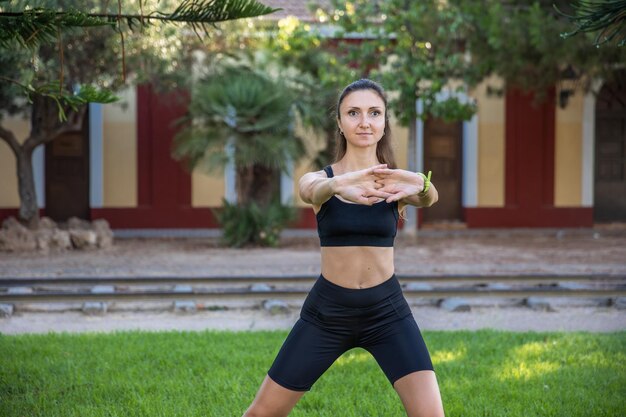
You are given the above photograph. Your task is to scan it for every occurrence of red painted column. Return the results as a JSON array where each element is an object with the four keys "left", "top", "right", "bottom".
[
  {"left": 505, "top": 88, "right": 555, "bottom": 210},
  {"left": 93, "top": 84, "right": 219, "bottom": 228},
  {"left": 141, "top": 85, "right": 191, "bottom": 209}
]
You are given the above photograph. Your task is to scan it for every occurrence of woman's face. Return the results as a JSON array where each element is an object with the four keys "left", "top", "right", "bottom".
[{"left": 337, "top": 89, "right": 386, "bottom": 149}]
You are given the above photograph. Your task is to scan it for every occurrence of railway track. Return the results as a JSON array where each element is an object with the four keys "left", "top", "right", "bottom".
[{"left": 1, "top": 274, "right": 625, "bottom": 303}]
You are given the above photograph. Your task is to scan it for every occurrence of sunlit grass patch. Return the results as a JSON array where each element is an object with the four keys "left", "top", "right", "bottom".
[
  {"left": 335, "top": 350, "right": 371, "bottom": 365},
  {"left": 430, "top": 346, "right": 467, "bottom": 364},
  {"left": 1, "top": 329, "right": 624, "bottom": 417}
]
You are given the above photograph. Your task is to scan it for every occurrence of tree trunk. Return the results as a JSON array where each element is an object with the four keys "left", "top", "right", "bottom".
[
  {"left": 250, "top": 164, "right": 277, "bottom": 207},
  {"left": 236, "top": 165, "right": 254, "bottom": 206},
  {"left": 0, "top": 123, "right": 40, "bottom": 228},
  {"left": 236, "top": 164, "right": 277, "bottom": 207},
  {"left": 15, "top": 145, "right": 39, "bottom": 228},
  {"left": 0, "top": 96, "right": 84, "bottom": 228}
]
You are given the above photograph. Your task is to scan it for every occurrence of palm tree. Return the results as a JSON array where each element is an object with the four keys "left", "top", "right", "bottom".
[
  {"left": 174, "top": 63, "right": 306, "bottom": 245},
  {"left": 175, "top": 64, "right": 305, "bottom": 205}
]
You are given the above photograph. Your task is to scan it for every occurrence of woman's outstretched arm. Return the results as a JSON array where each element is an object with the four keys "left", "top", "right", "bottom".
[
  {"left": 299, "top": 164, "right": 392, "bottom": 207},
  {"left": 298, "top": 170, "right": 336, "bottom": 206},
  {"left": 373, "top": 168, "right": 439, "bottom": 208}
]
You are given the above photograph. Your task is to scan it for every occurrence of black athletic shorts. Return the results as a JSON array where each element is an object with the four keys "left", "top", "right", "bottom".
[{"left": 267, "top": 274, "right": 434, "bottom": 391}]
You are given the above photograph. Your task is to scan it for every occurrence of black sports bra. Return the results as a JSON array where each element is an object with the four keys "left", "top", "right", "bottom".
[{"left": 316, "top": 165, "right": 399, "bottom": 247}]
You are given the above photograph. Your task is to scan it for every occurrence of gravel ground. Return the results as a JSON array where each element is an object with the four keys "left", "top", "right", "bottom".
[
  {"left": 1, "top": 306, "right": 624, "bottom": 335},
  {"left": 2, "top": 229, "right": 626, "bottom": 278},
  {"left": 1, "top": 227, "right": 625, "bottom": 334}
]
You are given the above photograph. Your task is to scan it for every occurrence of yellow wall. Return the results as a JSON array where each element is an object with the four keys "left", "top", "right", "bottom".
[
  {"left": 192, "top": 168, "right": 225, "bottom": 207},
  {"left": 0, "top": 116, "right": 30, "bottom": 207},
  {"left": 393, "top": 118, "right": 409, "bottom": 170},
  {"left": 554, "top": 88, "right": 583, "bottom": 206},
  {"left": 472, "top": 76, "right": 506, "bottom": 207},
  {"left": 102, "top": 88, "right": 137, "bottom": 207},
  {"left": 102, "top": 87, "right": 226, "bottom": 208},
  {"left": 293, "top": 125, "right": 326, "bottom": 207}
]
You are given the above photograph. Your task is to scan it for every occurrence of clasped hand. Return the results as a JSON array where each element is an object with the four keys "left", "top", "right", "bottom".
[{"left": 333, "top": 164, "right": 425, "bottom": 205}]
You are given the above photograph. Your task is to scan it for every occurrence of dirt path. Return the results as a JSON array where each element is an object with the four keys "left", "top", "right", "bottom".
[
  {"left": 1, "top": 230, "right": 625, "bottom": 278},
  {"left": 1, "top": 305, "right": 624, "bottom": 335}
]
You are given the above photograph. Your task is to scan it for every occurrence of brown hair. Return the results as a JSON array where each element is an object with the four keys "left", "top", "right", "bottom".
[
  {"left": 335, "top": 79, "right": 409, "bottom": 218},
  {"left": 334, "top": 79, "right": 397, "bottom": 168}
]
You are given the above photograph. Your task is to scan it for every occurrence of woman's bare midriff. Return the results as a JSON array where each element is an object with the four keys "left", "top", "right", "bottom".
[{"left": 320, "top": 246, "right": 395, "bottom": 289}]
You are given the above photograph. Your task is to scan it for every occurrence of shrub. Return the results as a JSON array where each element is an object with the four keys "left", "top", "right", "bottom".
[{"left": 214, "top": 199, "right": 297, "bottom": 247}]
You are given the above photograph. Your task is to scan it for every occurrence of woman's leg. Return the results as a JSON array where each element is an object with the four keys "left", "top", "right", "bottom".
[
  {"left": 393, "top": 370, "right": 445, "bottom": 417},
  {"left": 363, "top": 314, "right": 443, "bottom": 417},
  {"left": 242, "top": 375, "right": 305, "bottom": 417},
  {"left": 243, "top": 319, "right": 350, "bottom": 416}
]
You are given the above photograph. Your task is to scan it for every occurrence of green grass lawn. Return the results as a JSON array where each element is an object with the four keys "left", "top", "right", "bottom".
[{"left": 1, "top": 329, "right": 624, "bottom": 417}]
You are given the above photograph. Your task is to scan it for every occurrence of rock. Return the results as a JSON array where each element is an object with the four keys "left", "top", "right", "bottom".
[
  {"left": 173, "top": 285, "right": 193, "bottom": 293},
  {"left": 0, "top": 304, "right": 14, "bottom": 317},
  {"left": 91, "top": 285, "right": 115, "bottom": 294},
  {"left": 39, "top": 217, "right": 57, "bottom": 230},
  {"left": 173, "top": 301, "right": 197, "bottom": 313},
  {"left": 49, "top": 229, "right": 72, "bottom": 250},
  {"left": 525, "top": 297, "right": 554, "bottom": 311},
  {"left": 173, "top": 284, "right": 198, "bottom": 313},
  {"left": 91, "top": 218, "right": 110, "bottom": 231},
  {"left": 7, "top": 287, "right": 33, "bottom": 294},
  {"left": 439, "top": 298, "right": 471, "bottom": 312},
  {"left": 404, "top": 283, "right": 434, "bottom": 292},
  {"left": 250, "top": 283, "right": 273, "bottom": 292},
  {"left": 263, "top": 299, "right": 289, "bottom": 314},
  {"left": 2, "top": 216, "right": 23, "bottom": 230},
  {"left": 82, "top": 302, "right": 108, "bottom": 315},
  {"left": 485, "top": 283, "right": 513, "bottom": 290},
  {"left": 67, "top": 217, "right": 91, "bottom": 230},
  {"left": 34, "top": 230, "right": 51, "bottom": 252},
  {"left": 593, "top": 298, "right": 612, "bottom": 307},
  {"left": 613, "top": 297, "right": 626, "bottom": 310},
  {"left": 70, "top": 229, "right": 98, "bottom": 249},
  {"left": 34, "top": 228, "right": 72, "bottom": 252},
  {"left": 0, "top": 217, "right": 36, "bottom": 251},
  {"left": 92, "top": 219, "right": 114, "bottom": 248},
  {"left": 558, "top": 282, "right": 590, "bottom": 290},
  {"left": 1, "top": 216, "right": 113, "bottom": 252}
]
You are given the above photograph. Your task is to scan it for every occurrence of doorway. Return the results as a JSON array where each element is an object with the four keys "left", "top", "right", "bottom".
[
  {"left": 423, "top": 117, "right": 463, "bottom": 223},
  {"left": 594, "top": 71, "right": 626, "bottom": 222},
  {"left": 45, "top": 112, "right": 90, "bottom": 221}
]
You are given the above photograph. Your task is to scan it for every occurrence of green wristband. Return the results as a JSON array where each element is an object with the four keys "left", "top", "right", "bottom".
[{"left": 417, "top": 171, "right": 432, "bottom": 197}]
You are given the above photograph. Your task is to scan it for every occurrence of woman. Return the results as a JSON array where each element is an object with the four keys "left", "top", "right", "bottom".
[{"left": 243, "top": 79, "right": 445, "bottom": 417}]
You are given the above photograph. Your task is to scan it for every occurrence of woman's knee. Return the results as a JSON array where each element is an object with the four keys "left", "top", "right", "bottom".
[
  {"left": 241, "top": 375, "right": 304, "bottom": 417},
  {"left": 394, "top": 370, "right": 445, "bottom": 417}
]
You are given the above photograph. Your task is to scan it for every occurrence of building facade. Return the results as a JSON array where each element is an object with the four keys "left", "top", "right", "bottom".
[
  {"left": 1, "top": 2, "right": 625, "bottom": 229},
  {"left": 2, "top": 75, "right": 624, "bottom": 229}
]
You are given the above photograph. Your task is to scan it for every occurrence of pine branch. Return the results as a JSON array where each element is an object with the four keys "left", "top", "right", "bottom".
[
  {"left": 555, "top": 0, "right": 626, "bottom": 47},
  {"left": 0, "top": 8, "right": 111, "bottom": 49},
  {"left": 0, "top": 0, "right": 280, "bottom": 49},
  {"left": 0, "top": 76, "right": 118, "bottom": 122},
  {"left": 0, "top": 0, "right": 279, "bottom": 122}
]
